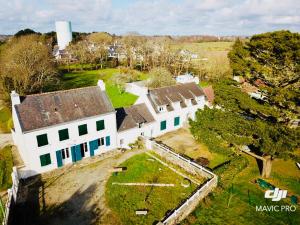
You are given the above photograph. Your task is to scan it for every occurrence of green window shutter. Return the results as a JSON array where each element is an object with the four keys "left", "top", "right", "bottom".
[
  {"left": 96, "top": 120, "right": 105, "bottom": 131},
  {"left": 174, "top": 117, "right": 180, "bottom": 126},
  {"left": 58, "top": 128, "right": 69, "bottom": 141},
  {"left": 160, "top": 121, "right": 167, "bottom": 131},
  {"left": 78, "top": 124, "right": 88, "bottom": 136},
  {"left": 36, "top": 134, "right": 48, "bottom": 147},
  {"left": 40, "top": 153, "right": 51, "bottom": 166}
]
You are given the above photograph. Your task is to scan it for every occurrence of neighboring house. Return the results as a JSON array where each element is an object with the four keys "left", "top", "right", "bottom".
[
  {"left": 11, "top": 81, "right": 117, "bottom": 176},
  {"left": 179, "top": 49, "right": 198, "bottom": 59},
  {"left": 202, "top": 86, "right": 215, "bottom": 107},
  {"left": 11, "top": 79, "right": 209, "bottom": 176},
  {"left": 176, "top": 73, "right": 199, "bottom": 84},
  {"left": 241, "top": 82, "right": 267, "bottom": 101}
]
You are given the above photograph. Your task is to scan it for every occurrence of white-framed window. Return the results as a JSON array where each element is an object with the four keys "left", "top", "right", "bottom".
[
  {"left": 158, "top": 106, "right": 164, "bottom": 112},
  {"left": 62, "top": 148, "right": 70, "bottom": 159},
  {"left": 97, "top": 137, "right": 105, "bottom": 146}
]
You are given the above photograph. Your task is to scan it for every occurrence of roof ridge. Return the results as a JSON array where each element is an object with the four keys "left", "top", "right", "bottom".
[
  {"left": 149, "top": 82, "right": 197, "bottom": 91},
  {"left": 24, "top": 86, "right": 99, "bottom": 97}
]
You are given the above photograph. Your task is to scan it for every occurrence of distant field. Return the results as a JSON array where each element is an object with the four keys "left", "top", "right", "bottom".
[
  {"left": 172, "top": 41, "right": 234, "bottom": 80},
  {"left": 106, "top": 153, "right": 199, "bottom": 225},
  {"left": 59, "top": 68, "right": 147, "bottom": 108}
]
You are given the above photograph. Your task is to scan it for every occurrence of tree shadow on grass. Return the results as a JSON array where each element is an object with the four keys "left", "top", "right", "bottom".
[{"left": 9, "top": 175, "right": 102, "bottom": 225}]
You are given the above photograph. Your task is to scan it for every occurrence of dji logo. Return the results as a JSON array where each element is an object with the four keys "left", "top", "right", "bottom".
[{"left": 265, "top": 188, "right": 287, "bottom": 201}]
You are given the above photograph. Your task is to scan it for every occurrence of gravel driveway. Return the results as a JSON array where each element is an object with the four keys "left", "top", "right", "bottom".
[{"left": 11, "top": 149, "right": 147, "bottom": 225}]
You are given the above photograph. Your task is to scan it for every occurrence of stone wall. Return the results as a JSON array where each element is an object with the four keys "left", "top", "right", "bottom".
[{"left": 144, "top": 138, "right": 218, "bottom": 225}]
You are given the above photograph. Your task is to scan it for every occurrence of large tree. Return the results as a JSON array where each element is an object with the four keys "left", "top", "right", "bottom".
[
  {"left": 190, "top": 80, "right": 299, "bottom": 178},
  {"left": 0, "top": 35, "right": 57, "bottom": 104},
  {"left": 228, "top": 31, "right": 300, "bottom": 119}
]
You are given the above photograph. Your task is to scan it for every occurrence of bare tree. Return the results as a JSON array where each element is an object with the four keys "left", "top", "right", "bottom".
[
  {"left": 147, "top": 67, "right": 176, "bottom": 88},
  {"left": 0, "top": 35, "right": 57, "bottom": 104}
]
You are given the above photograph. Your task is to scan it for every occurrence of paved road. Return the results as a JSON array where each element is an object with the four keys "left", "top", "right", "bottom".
[{"left": 0, "top": 133, "right": 12, "bottom": 149}]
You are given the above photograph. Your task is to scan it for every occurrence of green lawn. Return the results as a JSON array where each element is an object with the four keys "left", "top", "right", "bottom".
[
  {"left": 106, "top": 153, "right": 198, "bottom": 225},
  {"left": 0, "top": 145, "right": 13, "bottom": 190},
  {"left": 0, "top": 106, "right": 12, "bottom": 133},
  {"left": 182, "top": 155, "right": 300, "bottom": 225},
  {"left": 59, "top": 68, "right": 147, "bottom": 108}
]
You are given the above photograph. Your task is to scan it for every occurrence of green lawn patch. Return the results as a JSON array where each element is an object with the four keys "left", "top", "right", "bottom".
[
  {"left": 59, "top": 68, "right": 147, "bottom": 108},
  {"left": 0, "top": 145, "right": 13, "bottom": 190},
  {"left": 106, "top": 153, "right": 198, "bottom": 225},
  {"left": 0, "top": 107, "right": 12, "bottom": 133},
  {"left": 182, "top": 155, "right": 300, "bottom": 225}
]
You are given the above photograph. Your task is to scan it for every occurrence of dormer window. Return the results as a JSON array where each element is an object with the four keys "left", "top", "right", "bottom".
[
  {"left": 159, "top": 106, "right": 164, "bottom": 112},
  {"left": 185, "top": 99, "right": 191, "bottom": 106}
]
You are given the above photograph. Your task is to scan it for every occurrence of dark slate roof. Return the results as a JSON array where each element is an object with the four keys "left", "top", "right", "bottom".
[
  {"left": 147, "top": 82, "right": 204, "bottom": 111},
  {"left": 15, "top": 86, "right": 115, "bottom": 132},
  {"left": 116, "top": 103, "right": 155, "bottom": 132}
]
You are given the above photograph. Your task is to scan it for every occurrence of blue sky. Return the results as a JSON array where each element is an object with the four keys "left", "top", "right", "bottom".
[{"left": 0, "top": 0, "right": 299, "bottom": 35}]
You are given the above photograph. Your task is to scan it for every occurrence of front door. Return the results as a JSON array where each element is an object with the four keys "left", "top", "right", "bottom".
[
  {"left": 56, "top": 150, "right": 63, "bottom": 168},
  {"left": 89, "top": 139, "right": 98, "bottom": 157},
  {"left": 71, "top": 145, "right": 82, "bottom": 162}
]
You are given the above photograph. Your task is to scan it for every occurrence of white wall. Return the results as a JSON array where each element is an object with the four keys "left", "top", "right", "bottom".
[
  {"left": 117, "top": 123, "right": 154, "bottom": 149},
  {"left": 125, "top": 82, "right": 148, "bottom": 96},
  {"left": 13, "top": 112, "right": 117, "bottom": 175}
]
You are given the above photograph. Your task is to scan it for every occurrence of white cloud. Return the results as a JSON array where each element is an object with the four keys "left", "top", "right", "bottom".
[{"left": 0, "top": 0, "right": 299, "bottom": 35}]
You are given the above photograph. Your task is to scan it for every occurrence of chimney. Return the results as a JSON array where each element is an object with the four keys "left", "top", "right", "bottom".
[
  {"left": 11, "top": 90, "right": 20, "bottom": 106},
  {"left": 97, "top": 80, "right": 105, "bottom": 91}
]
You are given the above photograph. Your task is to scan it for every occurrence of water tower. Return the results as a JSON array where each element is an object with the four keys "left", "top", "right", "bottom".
[{"left": 55, "top": 21, "right": 72, "bottom": 50}]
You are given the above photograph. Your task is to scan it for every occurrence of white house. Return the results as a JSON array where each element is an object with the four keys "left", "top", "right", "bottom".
[
  {"left": 176, "top": 73, "right": 199, "bottom": 84},
  {"left": 11, "top": 82, "right": 117, "bottom": 176},
  {"left": 11, "top": 79, "right": 208, "bottom": 176},
  {"left": 133, "top": 82, "right": 206, "bottom": 137}
]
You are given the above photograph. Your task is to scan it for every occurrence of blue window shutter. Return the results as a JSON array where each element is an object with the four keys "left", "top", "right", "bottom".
[
  {"left": 105, "top": 136, "right": 110, "bottom": 146},
  {"left": 71, "top": 146, "right": 76, "bottom": 162},
  {"left": 89, "top": 139, "right": 98, "bottom": 157},
  {"left": 75, "top": 145, "right": 82, "bottom": 161},
  {"left": 56, "top": 150, "right": 63, "bottom": 167}
]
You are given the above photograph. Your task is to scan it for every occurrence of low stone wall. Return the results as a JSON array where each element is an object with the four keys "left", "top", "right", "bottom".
[
  {"left": 144, "top": 138, "right": 218, "bottom": 225},
  {"left": 151, "top": 142, "right": 214, "bottom": 179}
]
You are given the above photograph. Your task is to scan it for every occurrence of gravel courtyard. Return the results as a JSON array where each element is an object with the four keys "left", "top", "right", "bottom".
[{"left": 11, "top": 149, "right": 147, "bottom": 225}]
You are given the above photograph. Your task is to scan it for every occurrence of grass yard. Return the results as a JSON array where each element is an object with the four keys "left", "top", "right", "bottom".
[
  {"left": 106, "top": 153, "right": 199, "bottom": 225},
  {"left": 156, "top": 128, "right": 229, "bottom": 168},
  {"left": 0, "top": 106, "right": 12, "bottom": 133},
  {"left": 182, "top": 155, "right": 300, "bottom": 225},
  {"left": 58, "top": 68, "right": 147, "bottom": 108},
  {"left": 0, "top": 145, "right": 13, "bottom": 190}
]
